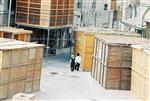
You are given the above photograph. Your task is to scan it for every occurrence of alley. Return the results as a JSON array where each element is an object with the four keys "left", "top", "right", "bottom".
[{"left": 32, "top": 53, "right": 138, "bottom": 100}]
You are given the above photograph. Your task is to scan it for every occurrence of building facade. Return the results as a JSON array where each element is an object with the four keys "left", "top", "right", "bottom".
[
  {"left": 0, "top": 0, "right": 9, "bottom": 26},
  {"left": 73, "top": 0, "right": 115, "bottom": 28}
]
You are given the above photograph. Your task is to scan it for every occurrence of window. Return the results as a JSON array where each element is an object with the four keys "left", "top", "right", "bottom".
[
  {"left": 92, "top": 0, "right": 96, "bottom": 9},
  {"left": 77, "top": 0, "right": 82, "bottom": 9},
  {"left": 77, "top": 2, "right": 82, "bottom": 8}
]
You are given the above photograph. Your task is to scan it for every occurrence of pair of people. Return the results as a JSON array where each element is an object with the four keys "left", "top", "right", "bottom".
[{"left": 70, "top": 53, "right": 81, "bottom": 71}]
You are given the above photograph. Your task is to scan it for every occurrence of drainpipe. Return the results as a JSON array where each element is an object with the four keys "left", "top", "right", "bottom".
[{"left": 8, "top": 0, "right": 12, "bottom": 26}]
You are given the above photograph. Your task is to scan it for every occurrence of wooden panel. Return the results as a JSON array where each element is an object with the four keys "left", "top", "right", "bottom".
[
  {"left": 20, "top": 49, "right": 29, "bottom": 63},
  {"left": 132, "top": 46, "right": 150, "bottom": 79},
  {"left": 131, "top": 70, "right": 150, "bottom": 100},
  {"left": 34, "top": 62, "right": 42, "bottom": 80},
  {"left": 74, "top": 31, "right": 94, "bottom": 71},
  {"left": 11, "top": 50, "right": 21, "bottom": 65},
  {"left": 25, "top": 77, "right": 33, "bottom": 93},
  {"left": 40, "top": 0, "right": 51, "bottom": 26},
  {"left": 103, "top": 67, "right": 121, "bottom": 89},
  {"left": 29, "top": 48, "right": 36, "bottom": 61},
  {"left": 131, "top": 45, "right": 150, "bottom": 100},
  {"left": 36, "top": 47, "right": 44, "bottom": 60},
  {"left": 0, "top": 50, "right": 11, "bottom": 68},
  {"left": 30, "top": 0, "right": 41, "bottom": 3},
  {"left": 8, "top": 81, "right": 17, "bottom": 97},
  {"left": 0, "top": 68, "right": 9, "bottom": 83},
  {"left": 29, "top": 14, "right": 40, "bottom": 25},
  {"left": 33, "top": 79, "right": 40, "bottom": 91},
  {"left": 0, "top": 83, "right": 8, "bottom": 100},
  {"left": 16, "top": 79, "right": 26, "bottom": 92},
  {"left": 27, "top": 64, "right": 34, "bottom": 78},
  {"left": 16, "top": 13, "right": 28, "bottom": 23}
]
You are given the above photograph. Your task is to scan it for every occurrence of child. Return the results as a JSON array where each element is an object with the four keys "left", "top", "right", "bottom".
[
  {"left": 70, "top": 55, "right": 75, "bottom": 71},
  {"left": 75, "top": 53, "right": 81, "bottom": 71}
]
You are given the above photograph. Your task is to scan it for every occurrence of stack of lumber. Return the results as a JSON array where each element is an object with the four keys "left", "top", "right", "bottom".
[
  {"left": 131, "top": 45, "right": 150, "bottom": 100},
  {"left": 0, "top": 27, "right": 32, "bottom": 42},
  {"left": 0, "top": 38, "right": 44, "bottom": 100},
  {"left": 91, "top": 35, "right": 149, "bottom": 90},
  {"left": 74, "top": 27, "right": 141, "bottom": 71},
  {"left": 16, "top": 0, "right": 74, "bottom": 28}
]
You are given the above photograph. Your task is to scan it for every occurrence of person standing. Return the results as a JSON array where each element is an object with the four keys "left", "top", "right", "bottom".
[
  {"left": 70, "top": 55, "right": 75, "bottom": 71},
  {"left": 75, "top": 53, "right": 81, "bottom": 71}
]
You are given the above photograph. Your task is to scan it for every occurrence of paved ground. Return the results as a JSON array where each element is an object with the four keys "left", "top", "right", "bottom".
[
  {"left": 33, "top": 53, "right": 138, "bottom": 100},
  {"left": 4, "top": 53, "right": 138, "bottom": 100}
]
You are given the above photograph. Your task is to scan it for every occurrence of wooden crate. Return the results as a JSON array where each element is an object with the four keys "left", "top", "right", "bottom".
[
  {"left": 0, "top": 38, "right": 44, "bottom": 100},
  {"left": 74, "top": 30, "right": 94, "bottom": 71},
  {"left": 74, "top": 28, "right": 140, "bottom": 72},
  {"left": 131, "top": 45, "right": 150, "bottom": 100},
  {"left": 0, "top": 27, "right": 32, "bottom": 42},
  {"left": 91, "top": 35, "right": 150, "bottom": 90},
  {"left": 16, "top": 0, "right": 74, "bottom": 28}
]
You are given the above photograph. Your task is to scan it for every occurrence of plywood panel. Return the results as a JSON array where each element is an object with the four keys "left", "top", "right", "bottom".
[
  {"left": 0, "top": 68, "right": 9, "bottom": 83},
  {"left": 33, "top": 80, "right": 40, "bottom": 91},
  {"left": 131, "top": 45, "right": 150, "bottom": 100},
  {"left": 8, "top": 81, "right": 17, "bottom": 97},
  {"left": 0, "top": 50, "right": 11, "bottom": 68},
  {"left": 0, "top": 83, "right": 8, "bottom": 100},
  {"left": 11, "top": 50, "right": 21, "bottom": 65},
  {"left": 29, "top": 48, "right": 36, "bottom": 61}
]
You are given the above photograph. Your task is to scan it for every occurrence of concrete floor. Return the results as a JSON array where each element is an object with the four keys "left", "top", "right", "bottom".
[{"left": 4, "top": 53, "right": 138, "bottom": 100}]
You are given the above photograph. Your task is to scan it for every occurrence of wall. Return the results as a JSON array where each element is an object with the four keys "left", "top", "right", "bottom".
[
  {"left": 73, "top": 0, "right": 114, "bottom": 28},
  {"left": 0, "top": 0, "right": 9, "bottom": 26}
]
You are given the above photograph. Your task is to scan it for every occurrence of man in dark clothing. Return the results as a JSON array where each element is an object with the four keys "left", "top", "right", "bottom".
[{"left": 70, "top": 55, "right": 75, "bottom": 71}]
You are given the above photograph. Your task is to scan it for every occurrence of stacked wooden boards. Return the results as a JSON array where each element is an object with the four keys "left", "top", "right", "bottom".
[
  {"left": 0, "top": 27, "right": 32, "bottom": 42},
  {"left": 131, "top": 45, "right": 150, "bottom": 100},
  {"left": 74, "top": 27, "right": 141, "bottom": 71},
  {"left": 0, "top": 38, "right": 44, "bottom": 100},
  {"left": 16, "top": 0, "right": 74, "bottom": 28},
  {"left": 91, "top": 35, "right": 149, "bottom": 90}
]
